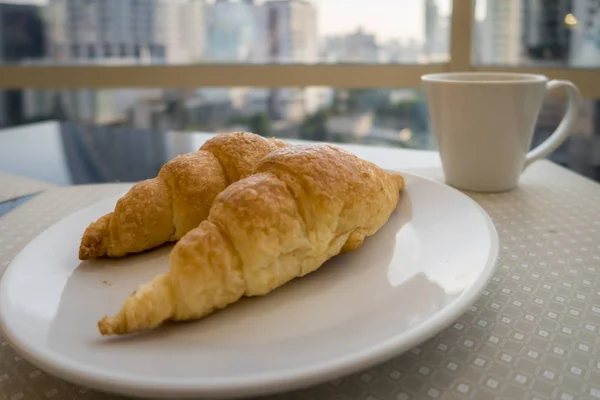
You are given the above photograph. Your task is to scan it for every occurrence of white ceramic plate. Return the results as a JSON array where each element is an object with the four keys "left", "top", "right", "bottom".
[{"left": 0, "top": 172, "right": 498, "bottom": 399}]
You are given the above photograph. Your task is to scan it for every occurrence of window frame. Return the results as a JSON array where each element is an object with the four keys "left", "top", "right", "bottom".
[{"left": 0, "top": 0, "right": 598, "bottom": 98}]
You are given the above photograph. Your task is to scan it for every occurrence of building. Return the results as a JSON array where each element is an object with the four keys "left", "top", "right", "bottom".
[
  {"left": 476, "top": 0, "right": 523, "bottom": 65},
  {"left": 520, "top": 0, "right": 600, "bottom": 179},
  {"left": 424, "top": 0, "right": 449, "bottom": 62},
  {"left": 23, "top": 0, "right": 191, "bottom": 127},
  {"left": 45, "top": 0, "right": 165, "bottom": 64},
  {"left": 161, "top": 0, "right": 206, "bottom": 64},
  {"left": 197, "top": 0, "right": 265, "bottom": 131},
  {"left": 569, "top": 0, "right": 600, "bottom": 67},
  {"left": 186, "top": 0, "right": 206, "bottom": 63},
  {"left": 0, "top": 2, "right": 46, "bottom": 127},
  {"left": 264, "top": 0, "right": 318, "bottom": 64},
  {"left": 263, "top": 0, "right": 325, "bottom": 123},
  {"left": 522, "top": 0, "right": 572, "bottom": 64},
  {"left": 43, "top": 0, "right": 205, "bottom": 65},
  {"left": 424, "top": 0, "right": 437, "bottom": 57},
  {"left": 205, "top": 0, "right": 261, "bottom": 62},
  {"left": 322, "top": 28, "right": 380, "bottom": 63},
  {"left": 568, "top": 0, "right": 600, "bottom": 180}
]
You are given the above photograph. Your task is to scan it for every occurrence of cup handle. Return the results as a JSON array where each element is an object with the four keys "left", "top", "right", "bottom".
[{"left": 524, "top": 79, "right": 583, "bottom": 168}]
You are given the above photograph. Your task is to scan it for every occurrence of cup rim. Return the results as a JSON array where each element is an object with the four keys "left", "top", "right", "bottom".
[{"left": 421, "top": 72, "right": 548, "bottom": 84}]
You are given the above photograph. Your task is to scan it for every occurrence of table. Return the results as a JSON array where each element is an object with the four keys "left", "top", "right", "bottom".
[{"left": 1, "top": 123, "right": 600, "bottom": 400}]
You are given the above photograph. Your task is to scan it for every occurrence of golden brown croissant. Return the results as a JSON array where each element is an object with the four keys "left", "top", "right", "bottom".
[
  {"left": 98, "top": 143, "right": 404, "bottom": 335},
  {"left": 78, "top": 132, "right": 289, "bottom": 260}
]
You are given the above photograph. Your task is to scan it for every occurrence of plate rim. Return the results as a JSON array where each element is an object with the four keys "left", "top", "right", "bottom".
[{"left": 0, "top": 171, "right": 499, "bottom": 399}]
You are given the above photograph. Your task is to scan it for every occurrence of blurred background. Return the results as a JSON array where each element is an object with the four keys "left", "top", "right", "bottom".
[{"left": 0, "top": 0, "right": 599, "bottom": 182}]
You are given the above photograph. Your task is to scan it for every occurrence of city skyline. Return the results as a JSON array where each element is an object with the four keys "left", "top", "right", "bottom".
[
  {"left": 2, "top": 0, "right": 457, "bottom": 43},
  {"left": 0, "top": 0, "right": 596, "bottom": 171}
]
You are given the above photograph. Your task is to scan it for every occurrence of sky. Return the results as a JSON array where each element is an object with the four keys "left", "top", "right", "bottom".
[{"left": 314, "top": 0, "right": 452, "bottom": 42}]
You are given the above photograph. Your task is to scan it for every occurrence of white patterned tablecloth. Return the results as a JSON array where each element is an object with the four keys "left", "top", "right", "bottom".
[
  {"left": 0, "top": 171, "right": 56, "bottom": 203},
  {"left": 0, "top": 160, "right": 599, "bottom": 400}
]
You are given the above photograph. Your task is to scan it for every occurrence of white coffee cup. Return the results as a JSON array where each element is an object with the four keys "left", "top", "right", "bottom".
[{"left": 422, "top": 72, "right": 582, "bottom": 192}]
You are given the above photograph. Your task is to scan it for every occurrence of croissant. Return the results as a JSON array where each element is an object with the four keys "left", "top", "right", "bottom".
[
  {"left": 78, "top": 132, "right": 289, "bottom": 260},
  {"left": 98, "top": 143, "right": 404, "bottom": 335}
]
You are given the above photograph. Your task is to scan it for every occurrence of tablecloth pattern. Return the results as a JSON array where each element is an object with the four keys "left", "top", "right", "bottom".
[
  {"left": 0, "top": 172, "right": 56, "bottom": 203},
  {"left": 0, "top": 161, "right": 599, "bottom": 400}
]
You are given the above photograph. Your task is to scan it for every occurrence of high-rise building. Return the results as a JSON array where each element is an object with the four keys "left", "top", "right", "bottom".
[
  {"left": 264, "top": 0, "right": 318, "bottom": 63},
  {"left": 263, "top": 0, "right": 322, "bottom": 122},
  {"left": 205, "top": 0, "right": 261, "bottom": 62},
  {"left": 424, "top": 0, "right": 439, "bottom": 61},
  {"left": 477, "top": 0, "right": 523, "bottom": 65},
  {"left": 568, "top": 0, "right": 600, "bottom": 180},
  {"left": 43, "top": 0, "right": 205, "bottom": 65},
  {"left": 424, "top": 0, "right": 449, "bottom": 62},
  {"left": 23, "top": 0, "right": 184, "bottom": 126},
  {"left": 569, "top": 0, "right": 600, "bottom": 67},
  {"left": 187, "top": 0, "right": 206, "bottom": 63},
  {"left": 160, "top": 0, "right": 206, "bottom": 64},
  {"left": 45, "top": 0, "right": 165, "bottom": 64},
  {"left": 521, "top": 0, "right": 600, "bottom": 178},
  {"left": 199, "top": 0, "right": 263, "bottom": 123},
  {"left": 522, "top": 0, "right": 572, "bottom": 63},
  {"left": 0, "top": 2, "right": 46, "bottom": 127}
]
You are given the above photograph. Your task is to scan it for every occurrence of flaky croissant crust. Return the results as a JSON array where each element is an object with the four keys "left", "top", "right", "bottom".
[
  {"left": 98, "top": 143, "right": 405, "bottom": 335},
  {"left": 79, "top": 132, "right": 288, "bottom": 260}
]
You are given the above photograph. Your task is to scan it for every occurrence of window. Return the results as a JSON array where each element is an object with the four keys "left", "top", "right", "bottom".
[
  {"left": 472, "top": 0, "right": 600, "bottom": 68},
  {"left": 14, "top": 87, "right": 431, "bottom": 150},
  {"left": 0, "top": 0, "right": 599, "bottom": 182},
  {"left": 532, "top": 95, "right": 600, "bottom": 180},
  {"left": 0, "top": 0, "right": 452, "bottom": 66}
]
